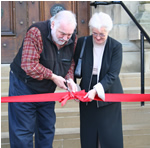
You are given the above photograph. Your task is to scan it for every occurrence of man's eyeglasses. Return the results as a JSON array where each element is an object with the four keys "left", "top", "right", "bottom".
[{"left": 92, "top": 32, "right": 106, "bottom": 38}]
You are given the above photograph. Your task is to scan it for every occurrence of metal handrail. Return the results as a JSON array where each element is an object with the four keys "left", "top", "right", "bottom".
[{"left": 90, "top": 1, "right": 150, "bottom": 106}]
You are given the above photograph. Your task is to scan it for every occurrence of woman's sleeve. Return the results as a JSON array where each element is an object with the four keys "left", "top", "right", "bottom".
[{"left": 101, "top": 43, "right": 123, "bottom": 92}]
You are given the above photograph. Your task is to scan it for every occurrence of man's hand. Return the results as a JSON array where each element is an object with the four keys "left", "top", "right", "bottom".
[
  {"left": 66, "top": 79, "right": 78, "bottom": 92},
  {"left": 51, "top": 74, "right": 67, "bottom": 90},
  {"left": 84, "top": 88, "right": 97, "bottom": 101}
]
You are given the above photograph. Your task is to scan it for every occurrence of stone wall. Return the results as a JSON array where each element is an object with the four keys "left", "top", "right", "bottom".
[{"left": 90, "top": 1, "right": 150, "bottom": 73}]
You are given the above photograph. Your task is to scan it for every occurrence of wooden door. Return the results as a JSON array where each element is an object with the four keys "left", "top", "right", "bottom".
[{"left": 1, "top": 1, "right": 90, "bottom": 64}]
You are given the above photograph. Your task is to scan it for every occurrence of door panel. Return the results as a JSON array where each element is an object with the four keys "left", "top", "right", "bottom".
[
  {"left": 1, "top": 1, "right": 27, "bottom": 63},
  {"left": 76, "top": 1, "right": 90, "bottom": 37},
  {"left": 1, "top": 1, "right": 90, "bottom": 64},
  {"left": 42, "top": 1, "right": 74, "bottom": 20},
  {"left": 28, "top": 2, "right": 40, "bottom": 27}
]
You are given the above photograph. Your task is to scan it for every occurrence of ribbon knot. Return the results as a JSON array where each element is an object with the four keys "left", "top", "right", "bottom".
[{"left": 59, "top": 90, "right": 91, "bottom": 106}]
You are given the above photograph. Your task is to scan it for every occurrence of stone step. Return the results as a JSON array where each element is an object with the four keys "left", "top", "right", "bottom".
[
  {"left": 122, "top": 101, "right": 150, "bottom": 106},
  {"left": 1, "top": 69, "right": 150, "bottom": 96},
  {"left": 123, "top": 124, "right": 150, "bottom": 148},
  {"left": 120, "top": 73, "right": 150, "bottom": 88},
  {"left": 120, "top": 72, "right": 150, "bottom": 94},
  {"left": 1, "top": 100, "right": 79, "bottom": 112},
  {"left": 1, "top": 64, "right": 150, "bottom": 96},
  {"left": 1, "top": 64, "right": 10, "bottom": 77},
  {"left": 1, "top": 124, "right": 150, "bottom": 148},
  {"left": 122, "top": 103, "right": 150, "bottom": 125},
  {"left": 1, "top": 128, "right": 80, "bottom": 148},
  {"left": 123, "top": 124, "right": 150, "bottom": 135},
  {"left": 1, "top": 107, "right": 80, "bottom": 133},
  {"left": 1, "top": 103, "right": 150, "bottom": 148},
  {"left": 2, "top": 103, "right": 150, "bottom": 132},
  {"left": 1, "top": 81, "right": 9, "bottom": 95},
  {"left": 1, "top": 80, "right": 150, "bottom": 97},
  {"left": 1, "top": 65, "right": 9, "bottom": 96},
  {"left": 123, "top": 87, "right": 150, "bottom": 94}
]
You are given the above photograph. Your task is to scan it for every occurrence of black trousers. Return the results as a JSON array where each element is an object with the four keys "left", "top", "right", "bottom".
[{"left": 80, "top": 75, "right": 123, "bottom": 148}]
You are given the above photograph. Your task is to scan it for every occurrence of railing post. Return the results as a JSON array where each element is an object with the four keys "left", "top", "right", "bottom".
[{"left": 140, "top": 32, "right": 145, "bottom": 106}]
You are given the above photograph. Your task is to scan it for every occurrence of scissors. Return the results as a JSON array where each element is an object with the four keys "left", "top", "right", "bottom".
[{"left": 65, "top": 80, "right": 75, "bottom": 98}]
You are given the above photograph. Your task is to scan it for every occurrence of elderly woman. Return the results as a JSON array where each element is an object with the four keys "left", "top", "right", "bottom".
[{"left": 74, "top": 12, "right": 123, "bottom": 148}]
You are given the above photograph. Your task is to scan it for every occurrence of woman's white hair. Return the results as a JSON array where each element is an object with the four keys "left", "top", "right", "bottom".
[
  {"left": 89, "top": 12, "right": 113, "bottom": 32},
  {"left": 50, "top": 10, "right": 77, "bottom": 29}
]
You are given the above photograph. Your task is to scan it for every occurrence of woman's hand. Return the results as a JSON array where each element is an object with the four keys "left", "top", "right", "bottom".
[{"left": 84, "top": 88, "right": 97, "bottom": 101}]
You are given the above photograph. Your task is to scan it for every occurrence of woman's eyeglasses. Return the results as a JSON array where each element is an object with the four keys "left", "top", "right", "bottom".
[{"left": 92, "top": 32, "right": 106, "bottom": 38}]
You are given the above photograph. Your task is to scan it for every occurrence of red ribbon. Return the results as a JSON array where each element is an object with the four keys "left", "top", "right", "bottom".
[{"left": 1, "top": 90, "right": 150, "bottom": 106}]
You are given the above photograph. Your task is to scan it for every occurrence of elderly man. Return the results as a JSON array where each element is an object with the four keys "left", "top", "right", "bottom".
[{"left": 9, "top": 10, "right": 77, "bottom": 148}]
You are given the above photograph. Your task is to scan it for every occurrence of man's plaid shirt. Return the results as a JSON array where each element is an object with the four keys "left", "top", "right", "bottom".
[{"left": 21, "top": 27, "right": 77, "bottom": 81}]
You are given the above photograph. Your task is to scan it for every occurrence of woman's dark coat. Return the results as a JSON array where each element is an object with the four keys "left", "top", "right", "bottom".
[
  {"left": 74, "top": 35, "right": 123, "bottom": 107},
  {"left": 74, "top": 35, "right": 124, "bottom": 148}
]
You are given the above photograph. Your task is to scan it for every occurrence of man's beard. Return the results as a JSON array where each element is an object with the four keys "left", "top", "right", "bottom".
[{"left": 51, "top": 28, "right": 69, "bottom": 45}]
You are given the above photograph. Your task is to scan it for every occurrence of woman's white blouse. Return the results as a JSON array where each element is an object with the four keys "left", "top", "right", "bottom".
[{"left": 93, "top": 41, "right": 106, "bottom": 101}]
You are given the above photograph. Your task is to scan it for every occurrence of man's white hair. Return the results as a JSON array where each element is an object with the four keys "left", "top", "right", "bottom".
[
  {"left": 89, "top": 12, "right": 113, "bottom": 32},
  {"left": 50, "top": 10, "right": 77, "bottom": 29}
]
